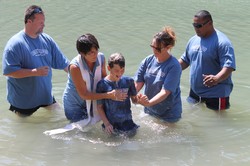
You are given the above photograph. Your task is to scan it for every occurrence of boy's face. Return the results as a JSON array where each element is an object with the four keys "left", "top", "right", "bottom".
[{"left": 108, "top": 64, "right": 125, "bottom": 82}]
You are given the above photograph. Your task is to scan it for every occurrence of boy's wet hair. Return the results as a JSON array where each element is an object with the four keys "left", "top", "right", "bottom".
[{"left": 108, "top": 53, "right": 125, "bottom": 68}]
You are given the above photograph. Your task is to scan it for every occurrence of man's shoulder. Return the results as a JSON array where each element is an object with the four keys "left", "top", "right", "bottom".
[
  {"left": 214, "top": 29, "right": 233, "bottom": 45},
  {"left": 188, "top": 35, "right": 199, "bottom": 43},
  {"left": 9, "top": 30, "right": 24, "bottom": 40},
  {"left": 5, "top": 31, "right": 26, "bottom": 49},
  {"left": 214, "top": 29, "right": 228, "bottom": 39},
  {"left": 39, "top": 33, "right": 55, "bottom": 43}
]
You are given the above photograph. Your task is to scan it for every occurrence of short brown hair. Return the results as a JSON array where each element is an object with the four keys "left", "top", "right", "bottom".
[
  {"left": 24, "top": 5, "right": 43, "bottom": 24},
  {"left": 108, "top": 53, "right": 125, "bottom": 68}
]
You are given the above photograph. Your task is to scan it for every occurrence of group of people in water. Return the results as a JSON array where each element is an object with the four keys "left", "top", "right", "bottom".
[{"left": 2, "top": 5, "right": 236, "bottom": 136}]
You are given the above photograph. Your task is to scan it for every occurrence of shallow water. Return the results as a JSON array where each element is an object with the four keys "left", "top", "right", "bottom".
[{"left": 0, "top": 0, "right": 250, "bottom": 165}]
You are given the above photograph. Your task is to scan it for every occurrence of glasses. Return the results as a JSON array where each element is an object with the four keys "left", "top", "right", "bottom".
[
  {"left": 192, "top": 20, "right": 210, "bottom": 29},
  {"left": 150, "top": 44, "right": 164, "bottom": 52},
  {"left": 30, "top": 7, "right": 43, "bottom": 16},
  {"left": 25, "top": 7, "right": 43, "bottom": 23},
  {"left": 27, "top": 7, "right": 43, "bottom": 20}
]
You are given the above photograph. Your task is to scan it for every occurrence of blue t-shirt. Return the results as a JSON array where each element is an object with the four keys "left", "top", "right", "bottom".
[
  {"left": 96, "top": 76, "right": 137, "bottom": 124},
  {"left": 2, "top": 30, "right": 69, "bottom": 109},
  {"left": 63, "top": 53, "right": 105, "bottom": 121},
  {"left": 134, "top": 54, "right": 182, "bottom": 121},
  {"left": 181, "top": 29, "right": 236, "bottom": 98}
]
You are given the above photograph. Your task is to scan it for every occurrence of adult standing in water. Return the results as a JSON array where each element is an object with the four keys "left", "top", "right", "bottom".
[
  {"left": 179, "top": 10, "right": 236, "bottom": 110},
  {"left": 63, "top": 33, "right": 127, "bottom": 124},
  {"left": 134, "top": 26, "right": 182, "bottom": 123},
  {"left": 2, "top": 5, "right": 69, "bottom": 116}
]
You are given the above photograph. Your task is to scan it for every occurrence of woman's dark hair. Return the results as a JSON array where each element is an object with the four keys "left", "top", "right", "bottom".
[{"left": 76, "top": 33, "right": 99, "bottom": 54}]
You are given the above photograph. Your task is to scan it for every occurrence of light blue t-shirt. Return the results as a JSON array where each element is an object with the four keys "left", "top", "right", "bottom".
[
  {"left": 134, "top": 54, "right": 182, "bottom": 122},
  {"left": 63, "top": 53, "right": 105, "bottom": 122},
  {"left": 2, "top": 30, "right": 69, "bottom": 109},
  {"left": 181, "top": 29, "right": 236, "bottom": 98}
]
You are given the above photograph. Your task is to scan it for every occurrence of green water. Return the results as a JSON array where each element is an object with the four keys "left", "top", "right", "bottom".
[{"left": 0, "top": 0, "right": 250, "bottom": 165}]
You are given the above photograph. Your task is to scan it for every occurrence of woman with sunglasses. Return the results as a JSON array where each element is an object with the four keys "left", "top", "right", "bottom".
[
  {"left": 134, "top": 26, "right": 182, "bottom": 123},
  {"left": 179, "top": 10, "right": 236, "bottom": 111}
]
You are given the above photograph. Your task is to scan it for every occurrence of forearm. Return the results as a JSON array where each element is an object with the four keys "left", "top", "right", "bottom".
[
  {"left": 97, "top": 105, "right": 111, "bottom": 126},
  {"left": 63, "top": 66, "right": 69, "bottom": 73},
  {"left": 147, "top": 90, "right": 170, "bottom": 106},
  {"left": 137, "top": 89, "right": 170, "bottom": 107},
  {"left": 4, "top": 68, "right": 39, "bottom": 78},
  {"left": 203, "top": 67, "right": 234, "bottom": 87},
  {"left": 215, "top": 67, "right": 234, "bottom": 83},
  {"left": 80, "top": 91, "right": 113, "bottom": 100},
  {"left": 178, "top": 59, "right": 189, "bottom": 70},
  {"left": 135, "top": 82, "right": 144, "bottom": 92},
  {"left": 131, "top": 96, "right": 138, "bottom": 104}
]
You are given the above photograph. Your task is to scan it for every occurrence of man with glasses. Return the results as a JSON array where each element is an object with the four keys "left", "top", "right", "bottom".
[
  {"left": 179, "top": 10, "right": 236, "bottom": 111},
  {"left": 2, "top": 5, "right": 69, "bottom": 116}
]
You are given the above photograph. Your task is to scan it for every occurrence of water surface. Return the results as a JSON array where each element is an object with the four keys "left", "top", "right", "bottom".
[{"left": 0, "top": 0, "right": 250, "bottom": 165}]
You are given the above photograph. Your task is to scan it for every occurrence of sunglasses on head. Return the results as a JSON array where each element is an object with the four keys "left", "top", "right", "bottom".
[
  {"left": 27, "top": 7, "right": 43, "bottom": 20},
  {"left": 25, "top": 7, "right": 43, "bottom": 23},
  {"left": 192, "top": 20, "right": 210, "bottom": 29},
  {"left": 31, "top": 7, "right": 43, "bottom": 16}
]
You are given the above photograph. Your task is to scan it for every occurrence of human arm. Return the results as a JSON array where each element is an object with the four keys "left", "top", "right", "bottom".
[
  {"left": 203, "top": 39, "right": 236, "bottom": 87},
  {"left": 97, "top": 104, "right": 113, "bottom": 134},
  {"left": 4, "top": 66, "right": 50, "bottom": 78},
  {"left": 138, "top": 89, "right": 171, "bottom": 107},
  {"left": 101, "top": 59, "right": 107, "bottom": 78},
  {"left": 131, "top": 95, "right": 139, "bottom": 104},
  {"left": 63, "top": 65, "right": 69, "bottom": 73},
  {"left": 70, "top": 64, "right": 125, "bottom": 101},
  {"left": 5, "top": 64, "right": 68, "bottom": 78},
  {"left": 134, "top": 65, "right": 167, "bottom": 106},
  {"left": 135, "top": 81, "right": 144, "bottom": 93},
  {"left": 137, "top": 57, "right": 181, "bottom": 107},
  {"left": 128, "top": 78, "right": 142, "bottom": 104},
  {"left": 178, "top": 58, "right": 189, "bottom": 70},
  {"left": 203, "top": 67, "right": 234, "bottom": 87}
]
